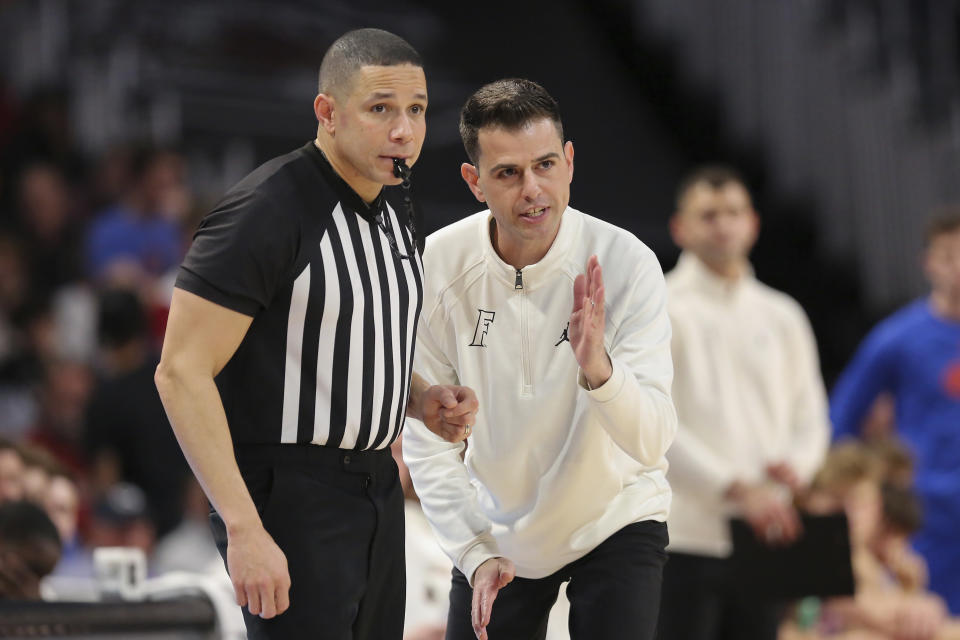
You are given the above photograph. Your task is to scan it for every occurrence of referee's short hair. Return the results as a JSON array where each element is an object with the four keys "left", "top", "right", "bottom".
[
  {"left": 319, "top": 28, "right": 422, "bottom": 99},
  {"left": 459, "top": 78, "right": 564, "bottom": 165}
]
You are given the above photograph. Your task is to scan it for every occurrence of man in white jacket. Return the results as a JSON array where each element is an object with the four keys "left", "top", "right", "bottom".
[
  {"left": 403, "top": 78, "right": 677, "bottom": 640},
  {"left": 658, "top": 166, "right": 830, "bottom": 640}
]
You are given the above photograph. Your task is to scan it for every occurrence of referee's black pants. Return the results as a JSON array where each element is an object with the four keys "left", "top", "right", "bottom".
[
  {"left": 210, "top": 444, "right": 405, "bottom": 640},
  {"left": 445, "top": 520, "right": 668, "bottom": 640}
]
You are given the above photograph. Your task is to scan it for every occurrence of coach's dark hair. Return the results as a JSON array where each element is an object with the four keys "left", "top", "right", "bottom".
[
  {"left": 924, "top": 205, "right": 960, "bottom": 246},
  {"left": 459, "top": 79, "right": 564, "bottom": 164},
  {"left": 319, "top": 28, "right": 422, "bottom": 99},
  {"left": 675, "top": 165, "right": 747, "bottom": 210}
]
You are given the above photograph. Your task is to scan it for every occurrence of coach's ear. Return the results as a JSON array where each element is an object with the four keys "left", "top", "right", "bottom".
[{"left": 460, "top": 163, "right": 485, "bottom": 203}]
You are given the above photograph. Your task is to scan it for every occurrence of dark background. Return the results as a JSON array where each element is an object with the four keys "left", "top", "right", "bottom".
[{"left": 2, "top": 0, "right": 959, "bottom": 382}]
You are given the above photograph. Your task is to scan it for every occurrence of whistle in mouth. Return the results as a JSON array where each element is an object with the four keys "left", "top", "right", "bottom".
[{"left": 392, "top": 157, "right": 410, "bottom": 180}]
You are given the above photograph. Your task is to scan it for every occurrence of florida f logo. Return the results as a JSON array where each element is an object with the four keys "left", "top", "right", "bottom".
[{"left": 469, "top": 310, "right": 496, "bottom": 347}]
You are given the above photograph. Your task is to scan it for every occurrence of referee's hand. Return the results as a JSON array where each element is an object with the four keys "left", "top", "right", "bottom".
[
  {"left": 421, "top": 384, "right": 480, "bottom": 443},
  {"left": 471, "top": 557, "right": 515, "bottom": 640},
  {"left": 227, "top": 523, "right": 291, "bottom": 619}
]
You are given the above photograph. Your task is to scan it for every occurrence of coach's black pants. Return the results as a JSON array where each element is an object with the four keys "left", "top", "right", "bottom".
[
  {"left": 657, "top": 552, "right": 783, "bottom": 640},
  {"left": 210, "top": 444, "right": 405, "bottom": 640},
  {"left": 445, "top": 520, "right": 668, "bottom": 640}
]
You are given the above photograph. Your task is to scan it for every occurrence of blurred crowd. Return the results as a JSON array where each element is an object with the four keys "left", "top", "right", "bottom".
[
  {"left": 784, "top": 433, "right": 960, "bottom": 639},
  {"left": 0, "top": 84, "right": 215, "bottom": 599}
]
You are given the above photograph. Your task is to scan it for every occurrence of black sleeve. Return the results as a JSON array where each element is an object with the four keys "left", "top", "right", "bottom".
[{"left": 176, "top": 188, "right": 300, "bottom": 316}]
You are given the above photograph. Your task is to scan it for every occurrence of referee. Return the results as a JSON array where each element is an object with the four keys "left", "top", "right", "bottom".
[{"left": 155, "top": 29, "right": 478, "bottom": 639}]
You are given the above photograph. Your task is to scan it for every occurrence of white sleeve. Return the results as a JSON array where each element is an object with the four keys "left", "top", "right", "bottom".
[
  {"left": 783, "top": 306, "right": 830, "bottom": 484},
  {"left": 404, "top": 301, "right": 499, "bottom": 587},
  {"left": 659, "top": 308, "right": 737, "bottom": 495},
  {"left": 663, "top": 420, "right": 737, "bottom": 496},
  {"left": 577, "top": 247, "right": 678, "bottom": 467}
]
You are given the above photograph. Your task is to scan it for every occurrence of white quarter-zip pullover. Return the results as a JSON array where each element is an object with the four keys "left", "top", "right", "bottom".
[
  {"left": 665, "top": 252, "right": 830, "bottom": 557},
  {"left": 403, "top": 207, "right": 676, "bottom": 584}
]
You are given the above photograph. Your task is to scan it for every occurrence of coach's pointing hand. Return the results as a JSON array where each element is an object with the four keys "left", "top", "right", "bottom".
[{"left": 471, "top": 557, "right": 516, "bottom": 640}]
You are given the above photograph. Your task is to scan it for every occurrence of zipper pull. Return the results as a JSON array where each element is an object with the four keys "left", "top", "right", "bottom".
[{"left": 515, "top": 269, "right": 523, "bottom": 290}]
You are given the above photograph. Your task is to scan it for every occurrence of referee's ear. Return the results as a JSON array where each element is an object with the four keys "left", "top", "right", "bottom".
[
  {"left": 315, "top": 93, "right": 336, "bottom": 135},
  {"left": 461, "top": 163, "right": 485, "bottom": 203}
]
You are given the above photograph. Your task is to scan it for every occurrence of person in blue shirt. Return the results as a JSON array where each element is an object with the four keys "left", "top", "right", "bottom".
[
  {"left": 85, "top": 147, "right": 185, "bottom": 281},
  {"left": 831, "top": 210, "right": 960, "bottom": 614}
]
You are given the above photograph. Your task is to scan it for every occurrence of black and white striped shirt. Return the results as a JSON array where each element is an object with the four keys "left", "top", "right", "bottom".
[{"left": 176, "top": 142, "right": 423, "bottom": 450}]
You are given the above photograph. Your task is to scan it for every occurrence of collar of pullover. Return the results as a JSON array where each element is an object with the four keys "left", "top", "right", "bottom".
[
  {"left": 673, "top": 251, "right": 755, "bottom": 302},
  {"left": 481, "top": 206, "right": 579, "bottom": 291}
]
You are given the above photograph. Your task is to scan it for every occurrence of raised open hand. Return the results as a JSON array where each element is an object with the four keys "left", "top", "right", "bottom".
[{"left": 569, "top": 254, "right": 612, "bottom": 388}]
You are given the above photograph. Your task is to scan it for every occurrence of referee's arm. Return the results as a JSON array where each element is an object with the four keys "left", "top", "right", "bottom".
[{"left": 155, "top": 287, "right": 290, "bottom": 620}]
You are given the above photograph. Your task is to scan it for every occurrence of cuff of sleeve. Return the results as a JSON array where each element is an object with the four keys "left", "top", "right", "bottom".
[
  {"left": 458, "top": 535, "right": 502, "bottom": 588},
  {"left": 577, "top": 357, "right": 626, "bottom": 403},
  {"left": 175, "top": 268, "right": 260, "bottom": 317}
]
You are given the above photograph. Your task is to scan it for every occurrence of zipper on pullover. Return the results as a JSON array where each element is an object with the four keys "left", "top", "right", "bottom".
[{"left": 516, "top": 268, "right": 533, "bottom": 395}]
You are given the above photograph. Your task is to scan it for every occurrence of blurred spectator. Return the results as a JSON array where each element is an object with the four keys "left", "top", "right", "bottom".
[
  {"left": 0, "top": 500, "right": 62, "bottom": 600},
  {"left": 0, "top": 232, "right": 37, "bottom": 436},
  {"left": 87, "top": 145, "right": 134, "bottom": 216},
  {"left": 0, "top": 438, "right": 24, "bottom": 504},
  {"left": 18, "top": 443, "right": 59, "bottom": 503},
  {"left": 0, "top": 232, "right": 29, "bottom": 327},
  {"left": 859, "top": 393, "right": 897, "bottom": 441},
  {"left": 84, "top": 288, "right": 189, "bottom": 536},
  {"left": 0, "top": 87, "right": 86, "bottom": 213},
  {"left": 53, "top": 481, "right": 156, "bottom": 583},
  {"left": 14, "top": 162, "right": 83, "bottom": 296},
  {"left": 27, "top": 359, "right": 94, "bottom": 477},
  {"left": 804, "top": 442, "right": 886, "bottom": 549},
  {"left": 864, "top": 437, "right": 916, "bottom": 490},
  {"left": 87, "top": 482, "right": 155, "bottom": 563},
  {"left": 876, "top": 483, "right": 928, "bottom": 594},
  {"left": 0, "top": 231, "right": 29, "bottom": 365},
  {"left": 787, "top": 443, "right": 960, "bottom": 639},
  {"left": 152, "top": 478, "right": 218, "bottom": 576},
  {"left": 831, "top": 209, "right": 960, "bottom": 614},
  {"left": 0, "top": 293, "right": 61, "bottom": 421},
  {"left": 659, "top": 166, "right": 830, "bottom": 640},
  {"left": 42, "top": 468, "right": 83, "bottom": 581},
  {"left": 43, "top": 469, "right": 80, "bottom": 549},
  {"left": 84, "top": 146, "right": 188, "bottom": 284},
  {"left": 0, "top": 76, "right": 17, "bottom": 156}
]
